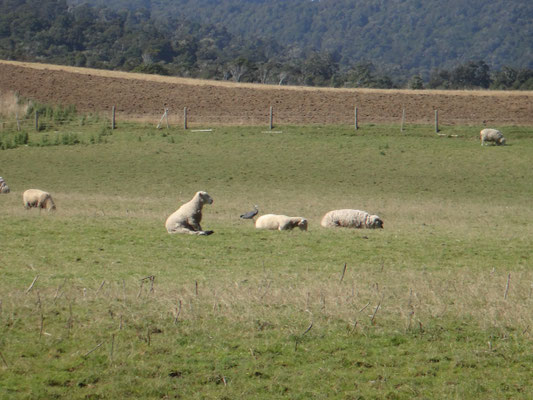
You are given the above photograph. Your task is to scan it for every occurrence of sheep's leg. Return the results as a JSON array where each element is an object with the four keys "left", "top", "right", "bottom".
[
  {"left": 190, "top": 221, "right": 202, "bottom": 231},
  {"left": 168, "top": 227, "right": 201, "bottom": 235},
  {"left": 183, "top": 220, "right": 202, "bottom": 232},
  {"left": 169, "top": 227, "right": 212, "bottom": 235}
]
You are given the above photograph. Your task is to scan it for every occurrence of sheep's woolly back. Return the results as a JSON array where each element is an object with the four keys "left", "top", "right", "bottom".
[
  {"left": 480, "top": 128, "right": 506, "bottom": 145},
  {"left": 321, "top": 209, "right": 383, "bottom": 229},
  {"left": 165, "top": 191, "right": 213, "bottom": 234},
  {"left": 22, "top": 189, "right": 56, "bottom": 210},
  {"left": 255, "top": 214, "right": 308, "bottom": 231}
]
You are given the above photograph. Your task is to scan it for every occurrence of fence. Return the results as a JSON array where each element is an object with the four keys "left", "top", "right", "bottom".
[{"left": 1, "top": 105, "right": 444, "bottom": 135}]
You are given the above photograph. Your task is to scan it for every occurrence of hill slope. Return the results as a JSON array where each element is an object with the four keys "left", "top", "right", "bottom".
[
  {"left": 1, "top": 60, "right": 532, "bottom": 125},
  {"left": 75, "top": 0, "right": 533, "bottom": 75}
]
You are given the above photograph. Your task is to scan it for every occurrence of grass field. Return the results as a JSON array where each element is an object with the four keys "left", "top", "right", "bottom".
[{"left": 1, "top": 121, "right": 533, "bottom": 399}]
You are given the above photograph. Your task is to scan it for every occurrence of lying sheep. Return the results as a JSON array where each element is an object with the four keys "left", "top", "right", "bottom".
[
  {"left": 480, "top": 128, "right": 506, "bottom": 146},
  {"left": 321, "top": 209, "right": 383, "bottom": 229},
  {"left": 23, "top": 189, "right": 56, "bottom": 211},
  {"left": 165, "top": 191, "right": 214, "bottom": 235},
  {"left": 255, "top": 214, "right": 308, "bottom": 231}
]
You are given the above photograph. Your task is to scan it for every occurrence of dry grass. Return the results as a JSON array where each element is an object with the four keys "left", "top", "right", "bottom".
[
  {"left": 0, "top": 90, "right": 29, "bottom": 118},
  {"left": 4, "top": 265, "right": 531, "bottom": 341}
]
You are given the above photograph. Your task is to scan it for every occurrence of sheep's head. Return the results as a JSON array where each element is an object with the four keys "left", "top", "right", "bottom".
[
  {"left": 47, "top": 199, "right": 57, "bottom": 211},
  {"left": 498, "top": 137, "right": 506, "bottom": 145},
  {"left": 297, "top": 218, "right": 308, "bottom": 231},
  {"left": 197, "top": 191, "right": 213, "bottom": 205},
  {"left": 369, "top": 215, "right": 383, "bottom": 229}
]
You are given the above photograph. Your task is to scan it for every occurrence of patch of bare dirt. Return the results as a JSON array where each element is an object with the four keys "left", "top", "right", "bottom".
[{"left": 1, "top": 60, "right": 532, "bottom": 126}]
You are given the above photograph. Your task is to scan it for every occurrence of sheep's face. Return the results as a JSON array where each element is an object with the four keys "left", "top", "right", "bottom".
[
  {"left": 47, "top": 200, "right": 57, "bottom": 211},
  {"left": 298, "top": 219, "right": 308, "bottom": 231},
  {"left": 498, "top": 137, "right": 506, "bottom": 145},
  {"left": 198, "top": 191, "right": 213, "bottom": 205},
  {"left": 369, "top": 215, "right": 383, "bottom": 229}
]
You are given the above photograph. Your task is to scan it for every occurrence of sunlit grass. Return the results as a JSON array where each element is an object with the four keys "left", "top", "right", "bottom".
[{"left": 1, "top": 123, "right": 532, "bottom": 398}]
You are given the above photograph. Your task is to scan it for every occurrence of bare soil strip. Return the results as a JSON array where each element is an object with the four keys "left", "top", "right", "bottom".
[{"left": 1, "top": 60, "right": 532, "bottom": 125}]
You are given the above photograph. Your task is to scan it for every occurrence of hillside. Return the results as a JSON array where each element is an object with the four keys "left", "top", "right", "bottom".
[
  {"left": 2, "top": 0, "right": 532, "bottom": 88},
  {"left": 1, "top": 60, "right": 532, "bottom": 126},
  {"left": 75, "top": 0, "right": 533, "bottom": 75}
]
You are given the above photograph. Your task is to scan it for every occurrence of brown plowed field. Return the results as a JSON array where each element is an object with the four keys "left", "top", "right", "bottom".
[{"left": 1, "top": 60, "right": 532, "bottom": 126}]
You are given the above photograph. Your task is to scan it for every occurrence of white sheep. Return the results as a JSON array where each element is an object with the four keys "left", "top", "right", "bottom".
[
  {"left": 321, "top": 209, "right": 383, "bottom": 229},
  {"left": 480, "top": 128, "right": 506, "bottom": 146},
  {"left": 255, "top": 214, "right": 308, "bottom": 231},
  {"left": 23, "top": 189, "right": 56, "bottom": 211},
  {"left": 0, "top": 177, "right": 9, "bottom": 193},
  {"left": 165, "top": 191, "right": 214, "bottom": 235}
]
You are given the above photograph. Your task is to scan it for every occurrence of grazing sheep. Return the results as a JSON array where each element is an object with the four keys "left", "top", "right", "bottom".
[
  {"left": 480, "top": 128, "right": 506, "bottom": 146},
  {"left": 165, "top": 191, "right": 214, "bottom": 235},
  {"left": 23, "top": 189, "right": 56, "bottom": 211},
  {"left": 0, "top": 177, "right": 9, "bottom": 193},
  {"left": 255, "top": 214, "right": 308, "bottom": 231},
  {"left": 321, "top": 209, "right": 383, "bottom": 229}
]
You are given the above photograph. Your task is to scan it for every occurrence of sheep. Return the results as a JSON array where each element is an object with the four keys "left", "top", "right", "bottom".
[
  {"left": 0, "top": 177, "right": 9, "bottom": 193},
  {"left": 255, "top": 214, "right": 308, "bottom": 231},
  {"left": 22, "top": 189, "right": 56, "bottom": 211},
  {"left": 165, "top": 191, "right": 214, "bottom": 235},
  {"left": 321, "top": 209, "right": 383, "bottom": 229},
  {"left": 480, "top": 128, "right": 506, "bottom": 146}
]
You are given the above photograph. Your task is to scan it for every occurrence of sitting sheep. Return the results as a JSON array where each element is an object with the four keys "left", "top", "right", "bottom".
[
  {"left": 321, "top": 209, "right": 383, "bottom": 229},
  {"left": 23, "top": 189, "right": 56, "bottom": 211},
  {"left": 480, "top": 128, "right": 506, "bottom": 146},
  {"left": 0, "top": 177, "right": 9, "bottom": 194},
  {"left": 255, "top": 214, "right": 308, "bottom": 231},
  {"left": 165, "top": 191, "right": 214, "bottom": 235}
]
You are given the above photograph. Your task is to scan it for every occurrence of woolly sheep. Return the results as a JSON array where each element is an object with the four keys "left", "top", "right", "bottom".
[
  {"left": 165, "top": 191, "right": 214, "bottom": 235},
  {"left": 23, "top": 189, "right": 56, "bottom": 211},
  {"left": 321, "top": 209, "right": 383, "bottom": 229},
  {"left": 0, "top": 177, "right": 9, "bottom": 193},
  {"left": 255, "top": 214, "right": 308, "bottom": 231},
  {"left": 480, "top": 128, "right": 506, "bottom": 146}
]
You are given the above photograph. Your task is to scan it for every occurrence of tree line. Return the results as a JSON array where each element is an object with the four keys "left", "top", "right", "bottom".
[{"left": 1, "top": 0, "right": 531, "bottom": 90}]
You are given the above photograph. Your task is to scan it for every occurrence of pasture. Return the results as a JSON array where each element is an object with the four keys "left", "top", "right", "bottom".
[{"left": 1, "top": 122, "right": 532, "bottom": 399}]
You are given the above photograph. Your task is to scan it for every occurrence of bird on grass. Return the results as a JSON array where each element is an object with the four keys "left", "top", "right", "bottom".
[{"left": 240, "top": 205, "right": 259, "bottom": 220}]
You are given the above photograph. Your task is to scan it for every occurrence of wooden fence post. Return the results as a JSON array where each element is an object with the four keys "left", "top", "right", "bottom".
[
  {"left": 354, "top": 106, "right": 358, "bottom": 130},
  {"left": 435, "top": 110, "right": 439, "bottom": 133},
  {"left": 401, "top": 108, "right": 405, "bottom": 132},
  {"left": 35, "top": 111, "right": 39, "bottom": 131},
  {"left": 184, "top": 107, "right": 188, "bottom": 130},
  {"left": 111, "top": 106, "right": 116, "bottom": 129},
  {"left": 157, "top": 109, "right": 169, "bottom": 129},
  {"left": 269, "top": 106, "right": 273, "bottom": 130}
]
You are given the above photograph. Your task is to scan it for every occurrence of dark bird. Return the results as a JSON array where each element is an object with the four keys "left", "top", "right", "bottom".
[{"left": 240, "top": 205, "right": 259, "bottom": 219}]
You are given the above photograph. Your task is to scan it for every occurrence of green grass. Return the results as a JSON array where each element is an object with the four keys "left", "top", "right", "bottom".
[{"left": 1, "top": 122, "right": 533, "bottom": 399}]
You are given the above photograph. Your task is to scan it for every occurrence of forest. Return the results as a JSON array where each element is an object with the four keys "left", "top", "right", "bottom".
[{"left": 1, "top": 0, "right": 532, "bottom": 89}]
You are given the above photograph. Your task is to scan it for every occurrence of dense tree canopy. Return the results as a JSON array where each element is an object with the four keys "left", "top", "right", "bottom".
[
  {"left": 1, "top": 0, "right": 531, "bottom": 89},
  {"left": 73, "top": 0, "right": 533, "bottom": 75}
]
